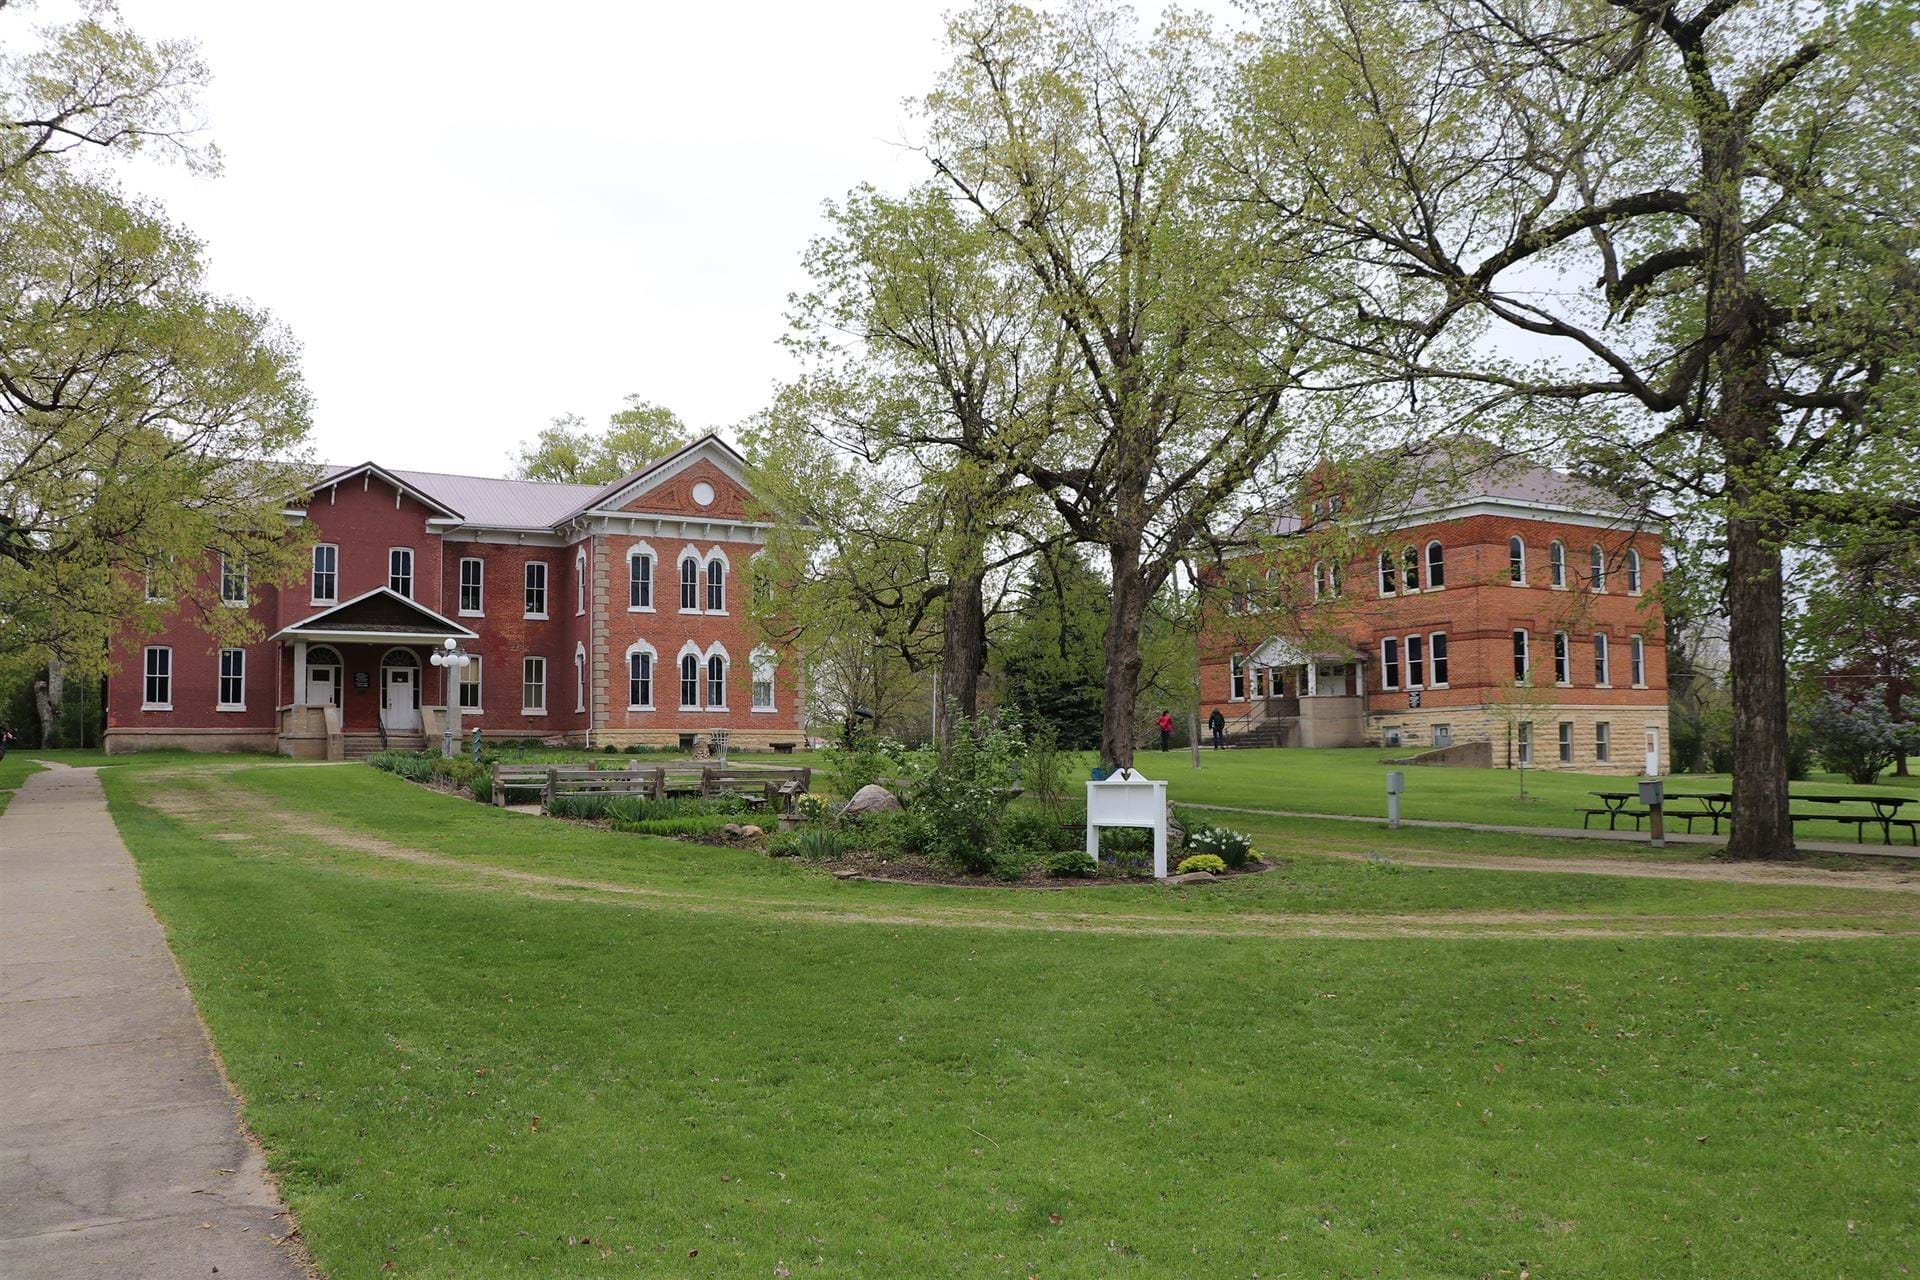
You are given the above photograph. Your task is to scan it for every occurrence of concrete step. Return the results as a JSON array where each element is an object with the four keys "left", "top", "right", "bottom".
[{"left": 341, "top": 733, "right": 425, "bottom": 760}]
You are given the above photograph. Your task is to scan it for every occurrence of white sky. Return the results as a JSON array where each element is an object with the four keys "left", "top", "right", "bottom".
[{"left": 108, "top": 1, "right": 1075, "bottom": 474}]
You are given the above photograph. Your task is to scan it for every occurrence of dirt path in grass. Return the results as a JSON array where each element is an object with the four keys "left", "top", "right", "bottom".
[{"left": 134, "top": 782, "right": 1920, "bottom": 943}]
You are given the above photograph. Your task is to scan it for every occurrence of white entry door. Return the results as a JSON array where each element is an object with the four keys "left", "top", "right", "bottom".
[
  {"left": 382, "top": 666, "right": 420, "bottom": 732},
  {"left": 1644, "top": 726, "right": 1661, "bottom": 777}
]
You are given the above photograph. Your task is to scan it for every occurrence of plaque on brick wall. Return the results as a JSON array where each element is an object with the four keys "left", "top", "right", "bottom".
[
  {"left": 353, "top": 671, "right": 370, "bottom": 690},
  {"left": 1407, "top": 690, "right": 1421, "bottom": 708}
]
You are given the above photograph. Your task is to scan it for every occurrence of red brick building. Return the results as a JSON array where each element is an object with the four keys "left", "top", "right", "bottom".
[
  {"left": 1199, "top": 444, "right": 1670, "bottom": 774},
  {"left": 104, "top": 436, "right": 804, "bottom": 758}
]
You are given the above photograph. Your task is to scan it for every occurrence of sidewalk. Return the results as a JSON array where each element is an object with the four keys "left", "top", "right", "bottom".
[
  {"left": 1182, "top": 801, "right": 1920, "bottom": 860},
  {"left": 0, "top": 763, "right": 308, "bottom": 1279}
]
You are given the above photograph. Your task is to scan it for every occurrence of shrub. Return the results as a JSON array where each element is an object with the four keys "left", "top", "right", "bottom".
[
  {"left": 1099, "top": 827, "right": 1152, "bottom": 876},
  {"left": 917, "top": 713, "right": 1026, "bottom": 875},
  {"left": 768, "top": 828, "right": 848, "bottom": 861},
  {"left": 1043, "top": 848, "right": 1094, "bottom": 878},
  {"left": 852, "top": 809, "right": 929, "bottom": 857},
  {"left": 821, "top": 734, "right": 909, "bottom": 799},
  {"left": 367, "top": 750, "right": 436, "bottom": 781},
  {"left": 1186, "top": 824, "right": 1254, "bottom": 869},
  {"left": 611, "top": 815, "right": 734, "bottom": 838},
  {"left": 602, "top": 743, "right": 618, "bottom": 754},
  {"left": 999, "top": 805, "right": 1076, "bottom": 855},
  {"left": 1806, "top": 694, "right": 1906, "bottom": 784},
  {"left": 1175, "top": 853, "right": 1228, "bottom": 876},
  {"left": 1021, "top": 724, "right": 1069, "bottom": 819}
]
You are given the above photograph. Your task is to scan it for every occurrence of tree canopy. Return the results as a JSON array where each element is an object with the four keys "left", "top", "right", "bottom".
[{"left": 510, "top": 396, "right": 691, "bottom": 485}]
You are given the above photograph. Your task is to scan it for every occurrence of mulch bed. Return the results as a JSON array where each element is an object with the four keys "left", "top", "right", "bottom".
[{"left": 809, "top": 847, "right": 1278, "bottom": 889}]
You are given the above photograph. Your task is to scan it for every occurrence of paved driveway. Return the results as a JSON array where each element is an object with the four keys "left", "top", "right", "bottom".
[{"left": 0, "top": 762, "right": 309, "bottom": 1279}]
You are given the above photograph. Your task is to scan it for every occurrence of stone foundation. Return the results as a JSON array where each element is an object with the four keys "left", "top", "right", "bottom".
[
  {"left": 1368, "top": 703, "right": 1670, "bottom": 775},
  {"left": 104, "top": 727, "right": 280, "bottom": 755}
]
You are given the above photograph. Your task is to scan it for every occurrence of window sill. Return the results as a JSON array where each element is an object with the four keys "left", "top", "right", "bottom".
[
  {"left": 310, "top": 598, "right": 337, "bottom": 608},
  {"left": 524, "top": 613, "right": 548, "bottom": 621},
  {"left": 705, "top": 707, "right": 730, "bottom": 714},
  {"left": 1596, "top": 683, "right": 1613, "bottom": 690},
  {"left": 221, "top": 599, "right": 248, "bottom": 608},
  {"left": 626, "top": 704, "right": 655, "bottom": 713},
  {"left": 751, "top": 705, "right": 777, "bottom": 714},
  {"left": 1429, "top": 682, "right": 1449, "bottom": 690},
  {"left": 521, "top": 709, "right": 547, "bottom": 717},
  {"left": 458, "top": 707, "right": 483, "bottom": 715},
  {"left": 459, "top": 609, "right": 484, "bottom": 618},
  {"left": 627, "top": 605, "right": 656, "bottom": 614},
  {"left": 215, "top": 704, "right": 247, "bottom": 713},
  {"left": 141, "top": 703, "right": 173, "bottom": 712},
  {"left": 1631, "top": 683, "right": 1647, "bottom": 690},
  {"left": 705, "top": 610, "right": 730, "bottom": 618},
  {"left": 679, "top": 704, "right": 700, "bottom": 712}
]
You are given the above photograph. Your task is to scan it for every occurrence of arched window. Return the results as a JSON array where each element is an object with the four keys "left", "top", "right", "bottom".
[
  {"left": 706, "top": 653, "right": 727, "bottom": 706},
  {"left": 1378, "top": 551, "right": 1397, "bottom": 596},
  {"left": 679, "top": 653, "right": 700, "bottom": 707},
  {"left": 627, "top": 647, "right": 653, "bottom": 708},
  {"left": 751, "top": 648, "right": 777, "bottom": 711},
  {"left": 629, "top": 549, "right": 653, "bottom": 610},
  {"left": 1425, "top": 540, "right": 1444, "bottom": 589},
  {"left": 1549, "top": 540, "right": 1566, "bottom": 588},
  {"left": 1508, "top": 538, "right": 1526, "bottom": 584},
  {"left": 1328, "top": 561, "right": 1341, "bottom": 596},
  {"left": 679, "top": 556, "right": 699, "bottom": 611},
  {"left": 706, "top": 559, "right": 725, "bottom": 612},
  {"left": 1626, "top": 548, "right": 1642, "bottom": 594},
  {"left": 1402, "top": 546, "right": 1420, "bottom": 592},
  {"left": 1590, "top": 544, "right": 1606, "bottom": 591},
  {"left": 573, "top": 643, "right": 586, "bottom": 711},
  {"left": 1312, "top": 561, "right": 1327, "bottom": 601},
  {"left": 1630, "top": 635, "right": 1646, "bottom": 685},
  {"left": 574, "top": 549, "right": 587, "bottom": 615}
]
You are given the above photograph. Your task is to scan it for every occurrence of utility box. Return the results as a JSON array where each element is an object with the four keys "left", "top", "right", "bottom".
[
  {"left": 1085, "top": 769, "right": 1169, "bottom": 879},
  {"left": 1638, "top": 778, "right": 1664, "bottom": 807},
  {"left": 1385, "top": 771, "right": 1405, "bottom": 795}
]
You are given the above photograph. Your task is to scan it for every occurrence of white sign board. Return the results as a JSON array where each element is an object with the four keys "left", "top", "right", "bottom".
[{"left": 1085, "top": 769, "right": 1169, "bottom": 879}]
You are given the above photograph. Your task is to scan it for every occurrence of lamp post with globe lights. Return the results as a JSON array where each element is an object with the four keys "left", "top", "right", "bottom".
[{"left": 428, "top": 638, "right": 473, "bottom": 760}]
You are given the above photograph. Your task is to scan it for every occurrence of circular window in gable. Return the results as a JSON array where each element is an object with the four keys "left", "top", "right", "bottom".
[{"left": 691, "top": 481, "right": 716, "bottom": 507}]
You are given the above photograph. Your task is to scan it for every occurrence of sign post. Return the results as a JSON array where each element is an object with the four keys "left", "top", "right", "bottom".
[
  {"left": 1386, "top": 770, "right": 1404, "bottom": 829},
  {"left": 1639, "top": 776, "right": 1666, "bottom": 848},
  {"left": 1085, "top": 769, "right": 1170, "bottom": 879}
]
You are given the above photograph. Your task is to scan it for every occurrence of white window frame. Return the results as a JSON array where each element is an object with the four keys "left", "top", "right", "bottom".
[
  {"left": 1590, "top": 544, "right": 1607, "bottom": 592},
  {"left": 575, "top": 549, "right": 587, "bottom": 617},
  {"left": 1404, "top": 633, "right": 1424, "bottom": 689},
  {"left": 1377, "top": 550, "right": 1396, "bottom": 597},
  {"left": 220, "top": 554, "right": 248, "bottom": 606},
  {"left": 705, "top": 649, "right": 728, "bottom": 710},
  {"left": 142, "top": 646, "right": 172, "bottom": 710},
  {"left": 1595, "top": 721, "right": 1612, "bottom": 762},
  {"left": 458, "top": 655, "right": 482, "bottom": 711},
  {"left": 1626, "top": 548, "right": 1643, "bottom": 594},
  {"left": 1553, "top": 631, "right": 1571, "bottom": 686},
  {"left": 678, "top": 650, "right": 701, "bottom": 709},
  {"left": 628, "top": 544, "right": 655, "bottom": 612},
  {"left": 704, "top": 553, "right": 728, "bottom": 614},
  {"left": 387, "top": 547, "right": 413, "bottom": 598},
  {"left": 1229, "top": 654, "right": 1247, "bottom": 701},
  {"left": 1558, "top": 721, "right": 1574, "bottom": 764},
  {"left": 458, "top": 557, "right": 484, "bottom": 616},
  {"left": 573, "top": 643, "right": 587, "bottom": 712},
  {"left": 311, "top": 544, "right": 339, "bottom": 605},
  {"left": 521, "top": 656, "right": 547, "bottom": 715},
  {"left": 1549, "top": 540, "right": 1566, "bottom": 589},
  {"left": 1312, "top": 560, "right": 1327, "bottom": 601},
  {"left": 143, "top": 557, "right": 166, "bottom": 603},
  {"left": 1517, "top": 721, "right": 1533, "bottom": 766},
  {"left": 523, "top": 561, "right": 548, "bottom": 620},
  {"left": 1594, "top": 633, "right": 1612, "bottom": 687},
  {"left": 1401, "top": 545, "right": 1420, "bottom": 593},
  {"left": 751, "top": 648, "right": 777, "bottom": 712},
  {"left": 1425, "top": 540, "right": 1445, "bottom": 589},
  {"left": 679, "top": 554, "right": 700, "bottom": 612},
  {"left": 626, "top": 642, "right": 656, "bottom": 710},
  {"left": 216, "top": 647, "right": 246, "bottom": 711},
  {"left": 1429, "top": 631, "right": 1449, "bottom": 687},
  {"left": 1508, "top": 537, "right": 1526, "bottom": 585},
  {"left": 1381, "top": 637, "right": 1401, "bottom": 690},
  {"left": 1512, "top": 629, "right": 1530, "bottom": 683},
  {"left": 1630, "top": 635, "right": 1646, "bottom": 687}
]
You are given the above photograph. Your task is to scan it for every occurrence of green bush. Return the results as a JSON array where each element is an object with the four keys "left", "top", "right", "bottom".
[
  {"left": 1098, "top": 827, "right": 1153, "bottom": 877},
  {"left": 768, "top": 828, "right": 848, "bottom": 861},
  {"left": 999, "top": 805, "right": 1077, "bottom": 854},
  {"left": 1186, "top": 824, "right": 1254, "bottom": 869},
  {"left": 1175, "top": 853, "right": 1228, "bottom": 876},
  {"left": 821, "top": 734, "right": 909, "bottom": 798},
  {"left": 603, "top": 743, "right": 619, "bottom": 754},
  {"left": 367, "top": 750, "right": 436, "bottom": 781},
  {"left": 611, "top": 815, "right": 734, "bottom": 838},
  {"left": 1020, "top": 724, "right": 1069, "bottom": 819},
  {"left": 852, "top": 809, "right": 929, "bottom": 857},
  {"left": 917, "top": 712, "right": 1026, "bottom": 875},
  {"left": 1043, "top": 848, "right": 1094, "bottom": 878}
]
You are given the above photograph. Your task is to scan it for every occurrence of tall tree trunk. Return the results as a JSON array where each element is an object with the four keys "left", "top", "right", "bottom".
[
  {"left": 937, "top": 569, "right": 987, "bottom": 742},
  {"left": 1724, "top": 509, "right": 1793, "bottom": 856},
  {"left": 1101, "top": 537, "right": 1148, "bottom": 769},
  {"left": 33, "top": 658, "right": 64, "bottom": 748}
]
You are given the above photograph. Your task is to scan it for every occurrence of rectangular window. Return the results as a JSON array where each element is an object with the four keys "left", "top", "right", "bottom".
[
  {"left": 1381, "top": 637, "right": 1401, "bottom": 690},
  {"left": 388, "top": 547, "right": 413, "bottom": 597},
  {"left": 1429, "top": 632, "right": 1449, "bottom": 686},
  {"left": 524, "top": 562, "right": 548, "bottom": 618},
  {"left": 1230, "top": 655, "right": 1246, "bottom": 701},
  {"left": 143, "top": 557, "right": 165, "bottom": 602},
  {"left": 1406, "top": 634, "right": 1425, "bottom": 688},
  {"left": 630, "top": 553, "right": 652, "bottom": 609},
  {"left": 458, "top": 656, "right": 482, "bottom": 710},
  {"left": 1253, "top": 666, "right": 1269, "bottom": 700},
  {"left": 220, "top": 555, "right": 247, "bottom": 605},
  {"left": 1554, "top": 631, "right": 1570, "bottom": 685},
  {"left": 1595, "top": 721, "right": 1612, "bottom": 762},
  {"left": 628, "top": 652, "right": 652, "bottom": 708},
  {"left": 459, "top": 558, "right": 484, "bottom": 615},
  {"left": 143, "top": 646, "right": 172, "bottom": 709},
  {"left": 1512, "top": 630, "right": 1530, "bottom": 682},
  {"left": 1558, "top": 721, "right": 1573, "bottom": 763},
  {"left": 217, "top": 648, "right": 245, "bottom": 709},
  {"left": 1631, "top": 636, "right": 1645, "bottom": 686},
  {"left": 311, "top": 544, "right": 338, "bottom": 603},
  {"left": 522, "top": 657, "right": 546, "bottom": 713},
  {"left": 1594, "top": 634, "right": 1611, "bottom": 686},
  {"left": 1517, "top": 721, "right": 1533, "bottom": 766}
]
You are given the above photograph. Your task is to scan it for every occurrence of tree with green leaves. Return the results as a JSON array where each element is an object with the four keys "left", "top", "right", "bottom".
[
  {"left": 510, "top": 396, "right": 690, "bottom": 485},
  {"left": 2, "top": 3, "right": 314, "bottom": 741},
  {"left": 918, "top": 0, "right": 1325, "bottom": 768},
  {"left": 1233, "top": 0, "right": 1920, "bottom": 856},
  {"left": 998, "top": 546, "right": 1108, "bottom": 749}
]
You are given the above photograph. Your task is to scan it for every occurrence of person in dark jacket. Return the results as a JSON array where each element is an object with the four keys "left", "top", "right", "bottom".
[
  {"left": 1208, "top": 707, "right": 1226, "bottom": 750},
  {"left": 1157, "top": 709, "right": 1174, "bottom": 752}
]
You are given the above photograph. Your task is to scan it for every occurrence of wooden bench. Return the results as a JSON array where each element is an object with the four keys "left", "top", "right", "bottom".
[{"left": 492, "top": 762, "right": 811, "bottom": 810}]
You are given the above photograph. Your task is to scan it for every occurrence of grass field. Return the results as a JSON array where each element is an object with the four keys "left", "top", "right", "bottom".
[{"left": 87, "top": 760, "right": 1920, "bottom": 1278}]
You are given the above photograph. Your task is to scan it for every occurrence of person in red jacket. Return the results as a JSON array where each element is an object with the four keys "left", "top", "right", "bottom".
[{"left": 1157, "top": 709, "right": 1174, "bottom": 752}]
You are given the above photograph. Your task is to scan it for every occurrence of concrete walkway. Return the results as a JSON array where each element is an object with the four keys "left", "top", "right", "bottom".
[{"left": 0, "top": 763, "right": 308, "bottom": 1279}]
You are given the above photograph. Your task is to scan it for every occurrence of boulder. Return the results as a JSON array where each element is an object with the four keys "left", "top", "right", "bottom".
[
  {"left": 1165, "top": 870, "right": 1218, "bottom": 885},
  {"left": 738, "top": 824, "right": 764, "bottom": 839},
  {"left": 843, "top": 784, "right": 902, "bottom": 816}
]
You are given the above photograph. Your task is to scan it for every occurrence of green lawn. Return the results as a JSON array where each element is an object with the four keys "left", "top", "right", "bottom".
[{"left": 99, "top": 762, "right": 1920, "bottom": 1278}]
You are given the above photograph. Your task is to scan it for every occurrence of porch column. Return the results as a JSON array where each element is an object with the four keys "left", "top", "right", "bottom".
[
  {"left": 1306, "top": 662, "right": 1319, "bottom": 697},
  {"left": 294, "top": 640, "right": 309, "bottom": 706}
]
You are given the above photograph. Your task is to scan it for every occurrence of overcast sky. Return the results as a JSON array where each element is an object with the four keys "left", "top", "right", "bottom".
[{"left": 109, "top": 2, "right": 1209, "bottom": 474}]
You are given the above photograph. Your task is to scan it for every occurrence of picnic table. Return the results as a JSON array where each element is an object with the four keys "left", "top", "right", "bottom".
[
  {"left": 1663, "top": 791, "right": 1733, "bottom": 835},
  {"left": 1792, "top": 793, "right": 1915, "bottom": 846},
  {"left": 1581, "top": 791, "right": 1650, "bottom": 831}
]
